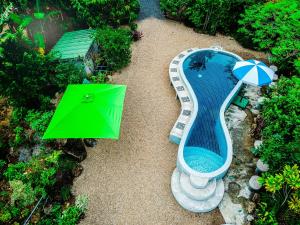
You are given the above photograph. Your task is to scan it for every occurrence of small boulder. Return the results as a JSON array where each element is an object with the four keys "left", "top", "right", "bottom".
[
  {"left": 254, "top": 140, "right": 263, "bottom": 149},
  {"left": 246, "top": 202, "right": 256, "bottom": 214},
  {"left": 252, "top": 193, "right": 261, "bottom": 203},
  {"left": 249, "top": 175, "right": 262, "bottom": 191},
  {"left": 246, "top": 215, "right": 254, "bottom": 222},
  {"left": 256, "top": 159, "right": 269, "bottom": 173}
]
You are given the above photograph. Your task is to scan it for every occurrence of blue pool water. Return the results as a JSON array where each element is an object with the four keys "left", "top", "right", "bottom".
[{"left": 182, "top": 50, "right": 239, "bottom": 173}]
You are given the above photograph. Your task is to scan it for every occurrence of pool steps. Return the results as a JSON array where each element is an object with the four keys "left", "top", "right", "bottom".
[{"left": 171, "top": 168, "right": 224, "bottom": 212}]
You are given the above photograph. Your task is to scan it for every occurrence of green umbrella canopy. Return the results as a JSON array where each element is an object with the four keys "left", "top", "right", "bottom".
[{"left": 43, "top": 84, "right": 127, "bottom": 139}]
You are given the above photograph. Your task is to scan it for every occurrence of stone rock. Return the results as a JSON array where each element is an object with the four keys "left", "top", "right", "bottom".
[
  {"left": 84, "top": 138, "right": 97, "bottom": 147},
  {"left": 63, "top": 139, "right": 87, "bottom": 162},
  {"left": 238, "top": 184, "right": 252, "bottom": 199},
  {"left": 249, "top": 175, "right": 262, "bottom": 191},
  {"left": 251, "top": 109, "right": 260, "bottom": 116},
  {"left": 246, "top": 202, "right": 256, "bottom": 214},
  {"left": 256, "top": 158, "right": 269, "bottom": 172},
  {"left": 225, "top": 105, "right": 247, "bottom": 130},
  {"left": 219, "top": 193, "right": 246, "bottom": 225},
  {"left": 270, "top": 65, "right": 278, "bottom": 72},
  {"left": 252, "top": 193, "right": 260, "bottom": 203},
  {"left": 254, "top": 140, "right": 263, "bottom": 149},
  {"left": 228, "top": 182, "right": 241, "bottom": 196},
  {"left": 72, "top": 164, "right": 84, "bottom": 177},
  {"left": 18, "top": 147, "right": 32, "bottom": 162},
  {"left": 246, "top": 214, "right": 254, "bottom": 222},
  {"left": 254, "top": 97, "right": 265, "bottom": 110}
]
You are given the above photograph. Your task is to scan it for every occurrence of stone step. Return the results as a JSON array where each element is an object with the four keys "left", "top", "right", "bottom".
[
  {"left": 171, "top": 168, "right": 224, "bottom": 213},
  {"left": 190, "top": 175, "right": 209, "bottom": 188},
  {"left": 180, "top": 172, "right": 216, "bottom": 201}
]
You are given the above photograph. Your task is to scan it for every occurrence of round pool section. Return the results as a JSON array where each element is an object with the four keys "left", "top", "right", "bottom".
[{"left": 177, "top": 49, "right": 243, "bottom": 180}]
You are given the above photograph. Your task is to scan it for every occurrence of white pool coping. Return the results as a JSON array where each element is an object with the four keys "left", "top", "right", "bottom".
[{"left": 172, "top": 48, "right": 243, "bottom": 180}]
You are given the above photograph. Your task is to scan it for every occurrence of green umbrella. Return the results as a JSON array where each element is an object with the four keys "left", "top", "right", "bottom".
[{"left": 43, "top": 84, "right": 127, "bottom": 139}]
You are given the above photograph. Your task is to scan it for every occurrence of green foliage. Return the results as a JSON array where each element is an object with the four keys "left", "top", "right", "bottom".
[
  {"left": 237, "top": 0, "right": 300, "bottom": 75},
  {"left": 9, "top": 180, "right": 36, "bottom": 207},
  {"left": 60, "top": 185, "right": 71, "bottom": 201},
  {"left": 88, "top": 72, "right": 107, "bottom": 83},
  {"left": 160, "top": 0, "right": 264, "bottom": 35},
  {"left": 70, "top": 0, "right": 140, "bottom": 28},
  {"left": 4, "top": 151, "right": 61, "bottom": 188},
  {"left": 253, "top": 77, "right": 300, "bottom": 172},
  {"left": 25, "top": 110, "right": 54, "bottom": 139},
  {"left": 0, "top": 151, "right": 61, "bottom": 223},
  {"left": 94, "top": 27, "right": 133, "bottom": 71},
  {"left": 58, "top": 195, "right": 88, "bottom": 225},
  {"left": 256, "top": 165, "right": 300, "bottom": 224},
  {"left": 160, "top": 0, "right": 192, "bottom": 21},
  {"left": 255, "top": 202, "right": 278, "bottom": 225},
  {"left": 0, "top": 34, "right": 83, "bottom": 109}
]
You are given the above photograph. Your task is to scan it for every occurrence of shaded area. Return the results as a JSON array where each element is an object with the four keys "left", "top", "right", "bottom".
[{"left": 138, "top": 0, "right": 164, "bottom": 20}]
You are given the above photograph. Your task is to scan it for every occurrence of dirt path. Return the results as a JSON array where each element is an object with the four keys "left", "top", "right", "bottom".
[{"left": 73, "top": 18, "right": 264, "bottom": 225}]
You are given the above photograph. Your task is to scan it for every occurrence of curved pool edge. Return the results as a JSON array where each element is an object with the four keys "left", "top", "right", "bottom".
[{"left": 175, "top": 48, "right": 243, "bottom": 180}]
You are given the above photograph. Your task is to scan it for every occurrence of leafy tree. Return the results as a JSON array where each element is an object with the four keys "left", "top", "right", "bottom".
[
  {"left": 253, "top": 77, "right": 300, "bottom": 172},
  {"left": 70, "top": 0, "right": 140, "bottom": 28},
  {"left": 0, "top": 34, "right": 83, "bottom": 109},
  {"left": 160, "top": 0, "right": 265, "bottom": 34},
  {"left": 94, "top": 26, "right": 133, "bottom": 71},
  {"left": 237, "top": 0, "right": 300, "bottom": 75}
]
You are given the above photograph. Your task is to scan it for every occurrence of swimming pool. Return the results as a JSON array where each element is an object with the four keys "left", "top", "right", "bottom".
[
  {"left": 170, "top": 48, "right": 243, "bottom": 212},
  {"left": 183, "top": 50, "right": 239, "bottom": 173}
]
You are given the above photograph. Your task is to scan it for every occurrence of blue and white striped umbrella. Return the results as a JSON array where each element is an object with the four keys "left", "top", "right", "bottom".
[{"left": 233, "top": 59, "right": 274, "bottom": 86}]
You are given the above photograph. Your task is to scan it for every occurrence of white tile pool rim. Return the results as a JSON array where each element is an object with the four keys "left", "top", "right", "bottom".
[{"left": 174, "top": 48, "right": 244, "bottom": 180}]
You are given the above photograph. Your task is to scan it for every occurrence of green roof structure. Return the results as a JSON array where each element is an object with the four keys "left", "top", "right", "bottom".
[{"left": 51, "top": 29, "right": 95, "bottom": 60}]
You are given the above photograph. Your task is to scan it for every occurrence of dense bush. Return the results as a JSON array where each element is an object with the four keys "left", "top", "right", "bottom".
[
  {"left": 0, "top": 34, "right": 84, "bottom": 109},
  {"left": 237, "top": 0, "right": 300, "bottom": 75},
  {"left": 0, "top": 152, "right": 88, "bottom": 224},
  {"left": 253, "top": 77, "right": 300, "bottom": 172},
  {"left": 160, "top": 0, "right": 264, "bottom": 34},
  {"left": 70, "top": 0, "right": 140, "bottom": 28},
  {"left": 255, "top": 165, "right": 300, "bottom": 225},
  {"left": 0, "top": 151, "right": 60, "bottom": 224},
  {"left": 94, "top": 26, "right": 133, "bottom": 71}
]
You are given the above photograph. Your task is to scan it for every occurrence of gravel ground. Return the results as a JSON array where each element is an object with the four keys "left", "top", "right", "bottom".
[{"left": 73, "top": 18, "right": 265, "bottom": 225}]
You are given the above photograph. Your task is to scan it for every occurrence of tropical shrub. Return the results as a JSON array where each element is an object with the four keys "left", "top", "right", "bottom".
[
  {"left": 237, "top": 0, "right": 300, "bottom": 75},
  {"left": 0, "top": 34, "right": 83, "bottom": 109},
  {"left": 58, "top": 195, "right": 88, "bottom": 225},
  {"left": 70, "top": 0, "right": 140, "bottom": 28},
  {"left": 0, "top": 151, "right": 61, "bottom": 224},
  {"left": 25, "top": 110, "right": 54, "bottom": 140},
  {"left": 94, "top": 27, "right": 133, "bottom": 71},
  {"left": 253, "top": 77, "right": 300, "bottom": 172},
  {"left": 160, "top": 0, "right": 264, "bottom": 34},
  {"left": 255, "top": 165, "right": 300, "bottom": 225}
]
